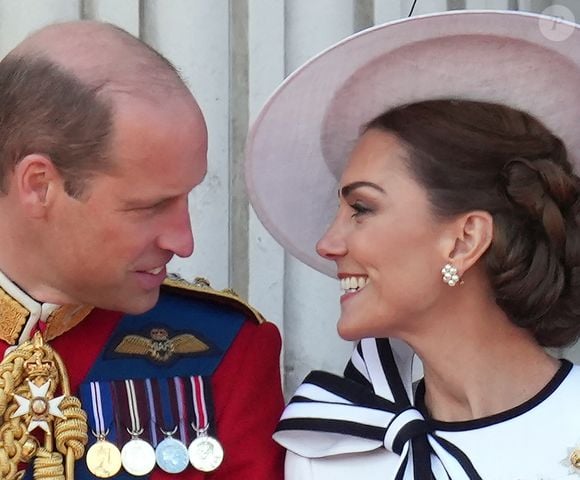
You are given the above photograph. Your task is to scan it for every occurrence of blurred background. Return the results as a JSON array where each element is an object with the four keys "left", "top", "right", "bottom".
[{"left": 1, "top": 0, "right": 578, "bottom": 395}]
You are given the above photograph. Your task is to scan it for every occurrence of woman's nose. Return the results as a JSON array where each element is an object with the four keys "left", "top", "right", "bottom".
[{"left": 316, "top": 219, "right": 347, "bottom": 260}]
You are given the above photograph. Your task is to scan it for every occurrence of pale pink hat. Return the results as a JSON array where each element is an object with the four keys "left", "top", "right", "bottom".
[{"left": 245, "top": 10, "right": 580, "bottom": 277}]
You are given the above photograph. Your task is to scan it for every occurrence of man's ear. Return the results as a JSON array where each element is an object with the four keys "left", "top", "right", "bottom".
[
  {"left": 13, "top": 154, "right": 61, "bottom": 218},
  {"left": 444, "top": 210, "right": 494, "bottom": 275}
]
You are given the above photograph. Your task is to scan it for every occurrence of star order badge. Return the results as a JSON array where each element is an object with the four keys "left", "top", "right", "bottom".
[
  {"left": 11, "top": 379, "right": 66, "bottom": 432},
  {"left": 0, "top": 332, "right": 88, "bottom": 479}
]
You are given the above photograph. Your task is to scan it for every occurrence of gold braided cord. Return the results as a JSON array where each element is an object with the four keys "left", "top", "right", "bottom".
[
  {"left": 51, "top": 343, "right": 88, "bottom": 471},
  {"left": 0, "top": 356, "right": 25, "bottom": 415},
  {"left": 0, "top": 349, "right": 39, "bottom": 479},
  {"left": 0, "top": 334, "right": 87, "bottom": 480},
  {"left": 33, "top": 448, "right": 64, "bottom": 480},
  {"left": 54, "top": 397, "right": 87, "bottom": 458}
]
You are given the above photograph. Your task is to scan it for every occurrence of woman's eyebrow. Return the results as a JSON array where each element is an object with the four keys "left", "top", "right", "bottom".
[{"left": 339, "top": 181, "right": 386, "bottom": 198}]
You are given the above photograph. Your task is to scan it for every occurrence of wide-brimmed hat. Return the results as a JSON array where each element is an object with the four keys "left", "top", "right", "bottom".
[{"left": 245, "top": 10, "right": 580, "bottom": 277}]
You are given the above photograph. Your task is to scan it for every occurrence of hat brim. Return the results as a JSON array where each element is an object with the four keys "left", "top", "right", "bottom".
[{"left": 245, "top": 10, "right": 580, "bottom": 277}]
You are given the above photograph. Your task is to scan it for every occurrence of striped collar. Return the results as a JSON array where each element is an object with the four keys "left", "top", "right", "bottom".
[{"left": 0, "top": 270, "right": 93, "bottom": 345}]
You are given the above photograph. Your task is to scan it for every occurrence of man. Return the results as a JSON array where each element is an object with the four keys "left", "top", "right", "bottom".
[{"left": 0, "top": 21, "right": 284, "bottom": 480}]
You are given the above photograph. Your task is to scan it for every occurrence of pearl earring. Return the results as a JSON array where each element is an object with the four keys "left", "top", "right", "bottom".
[{"left": 441, "top": 263, "right": 460, "bottom": 287}]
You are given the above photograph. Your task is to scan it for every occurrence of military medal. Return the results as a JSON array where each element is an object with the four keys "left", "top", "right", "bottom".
[
  {"left": 86, "top": 434, "right": 122, "bottom": 479},
  {"left": 188, "top": 429, "right": 224, "bottom": 472},
  {"left": 121, "top": 432, "right": 156, "bottom": 476},
  {"left": 85, "top": 382, "right": 121, "bottom": 478},
  {"left": 119, "top": 379, "right": 156, "bottom": 476},
  {"left": 188, "top": 376, "right": 224, "bottom": 472},
  {"left": 155, "top": 427, "right": 190, "bottom": 473},
  {"left": 150, "top": 377, "right": 191, "bottom": 473}
]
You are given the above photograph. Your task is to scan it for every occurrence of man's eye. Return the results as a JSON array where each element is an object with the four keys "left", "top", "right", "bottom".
[
  {"left": 126, "top": 200, "right": 167, "bottom": 213},
  {"left": 350, "top": 201, "right": 372, "bottom": 218}
]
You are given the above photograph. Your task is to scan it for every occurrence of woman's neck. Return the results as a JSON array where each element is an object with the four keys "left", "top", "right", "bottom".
[{"left": 406, "top": 304, "right": 559, "bottom": 422}]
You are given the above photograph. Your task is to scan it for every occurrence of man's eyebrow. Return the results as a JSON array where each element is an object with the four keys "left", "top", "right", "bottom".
[{"left": 339, "top": 181, "right": 385, "bottom": 198}]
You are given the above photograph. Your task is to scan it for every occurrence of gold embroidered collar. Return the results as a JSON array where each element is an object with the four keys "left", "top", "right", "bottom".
[{"left": 0, "top": 270, "right": 93, "bottom": 345}]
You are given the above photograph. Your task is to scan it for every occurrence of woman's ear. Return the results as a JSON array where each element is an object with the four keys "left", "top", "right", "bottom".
[
  {"left": 13, "top": 154, "right": 61, "bottom": 218},
  {"left": 446, "top": 210, "right": 494, "bottom": 275}
]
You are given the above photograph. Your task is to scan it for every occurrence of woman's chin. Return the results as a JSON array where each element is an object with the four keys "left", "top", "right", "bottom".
[{"left": 337, "top": 320, "right": 365, "bottom": 341}]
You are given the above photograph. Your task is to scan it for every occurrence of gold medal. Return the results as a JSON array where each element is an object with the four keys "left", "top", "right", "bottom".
[{"left": 86, "top": 437, "right": 122, "bottom": 478}]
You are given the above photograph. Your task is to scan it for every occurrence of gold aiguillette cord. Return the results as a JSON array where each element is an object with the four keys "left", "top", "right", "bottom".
[{"left": 0, "top": 332, "right": 88, "bottom": 480}]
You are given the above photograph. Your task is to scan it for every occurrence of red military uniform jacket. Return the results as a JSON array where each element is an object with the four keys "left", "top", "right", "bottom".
[{"left": 0, "top": 275, "right": 284, "bottom": 480}]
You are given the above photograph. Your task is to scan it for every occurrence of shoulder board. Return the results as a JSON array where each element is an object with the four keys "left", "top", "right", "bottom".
[{"left": 162, "top": 276, "right": 266, "bottom": 324}]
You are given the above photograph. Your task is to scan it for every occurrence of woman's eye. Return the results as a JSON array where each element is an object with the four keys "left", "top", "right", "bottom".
[{"left": 350, "top": 201, "right": 372, "bottom": 218}]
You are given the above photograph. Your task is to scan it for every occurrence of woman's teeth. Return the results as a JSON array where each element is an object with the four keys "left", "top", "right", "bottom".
[
  {"left": 340, "top": 276, "right": 368, "bottom": 293},
  {"left": 147, "top": 266, "right": 164, "bottom": 275}
]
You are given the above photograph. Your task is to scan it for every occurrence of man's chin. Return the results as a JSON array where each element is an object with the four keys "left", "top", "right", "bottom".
[{"left": 107, "top": 289, "right": 161, "bottom": 314}]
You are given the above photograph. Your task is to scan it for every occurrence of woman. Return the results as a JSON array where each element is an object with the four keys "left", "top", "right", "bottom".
[{"left": 245, "top": 10, "right": 580, "bottom": 480}]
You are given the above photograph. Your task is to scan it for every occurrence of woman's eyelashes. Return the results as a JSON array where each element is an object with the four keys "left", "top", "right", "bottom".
[{"left": 350, "top": 200, "right": 373, "bottom": 218}]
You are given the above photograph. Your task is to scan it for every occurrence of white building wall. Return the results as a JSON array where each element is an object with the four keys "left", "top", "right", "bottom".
[{"left": 0, "top": 0, "right": 578, "bottom": 395}]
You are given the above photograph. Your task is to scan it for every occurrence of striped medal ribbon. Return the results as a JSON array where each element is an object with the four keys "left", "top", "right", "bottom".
[
  {"left": 118, "top": 379, "right": 156, "bottom": 476},
  {"left": 188, "top": 376, "right": 224, "bottom": 472}
]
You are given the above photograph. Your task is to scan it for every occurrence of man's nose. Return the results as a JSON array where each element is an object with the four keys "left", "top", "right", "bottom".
[{"left": 158, "top": 198, "right": 194, "bottom": 258}]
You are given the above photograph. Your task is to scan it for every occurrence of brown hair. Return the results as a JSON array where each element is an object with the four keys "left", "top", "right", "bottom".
[
  {"left": 366, "top": 99, "right": 580, "bottom": 347},
  {"left": 0, "top": 55, "right": 113, "bottom": 197},
  {"left": 0, "top": 23, "right": 186, "bottom": 198}
]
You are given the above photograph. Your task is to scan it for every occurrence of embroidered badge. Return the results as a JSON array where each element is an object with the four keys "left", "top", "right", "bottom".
[{"left": 112, "top": 326, "right": 211, "bottom": 363}]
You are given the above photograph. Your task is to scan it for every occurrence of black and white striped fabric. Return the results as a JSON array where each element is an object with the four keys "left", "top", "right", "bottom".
[{"left": 274, "top": 338, "right": 483, "bottom": 479}]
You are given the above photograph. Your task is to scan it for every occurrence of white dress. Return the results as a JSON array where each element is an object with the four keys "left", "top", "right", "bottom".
[{"left": 275, "top": 338, "right": 580, "bottom": 480}]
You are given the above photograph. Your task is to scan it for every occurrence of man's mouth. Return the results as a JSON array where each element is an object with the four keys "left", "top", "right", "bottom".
[{"left": 145, "top": 266, "right": 164, "bottom": 275}]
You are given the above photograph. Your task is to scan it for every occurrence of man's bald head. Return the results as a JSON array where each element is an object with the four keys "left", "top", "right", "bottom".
[
  {"left": 10, "top": 21, "right": 187, "bottom": 99},
  {"left": 0, "top": 21, "right": 196, "bottom": 196}
]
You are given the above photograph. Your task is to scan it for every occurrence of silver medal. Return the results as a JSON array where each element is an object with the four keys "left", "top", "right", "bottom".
[
  {"left": 155, "top": 435, "right": 190, "bottom": 473},
  {"left": 121, "top": 437, "right": 156, "bottom": 476},
  {"left": 188, "top": 434, "right": 224, "bottom": 472}
]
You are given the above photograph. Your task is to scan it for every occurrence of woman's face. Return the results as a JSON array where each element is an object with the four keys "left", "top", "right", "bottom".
[{"left": 316, "top": 129, "right": 453, "bottom": 340}]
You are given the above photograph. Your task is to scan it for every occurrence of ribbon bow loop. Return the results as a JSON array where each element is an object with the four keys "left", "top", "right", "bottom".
[
  {"left": 384, "top": 407, "right": 429, "bottom": 455},
  {"left": 274, "top": 338, "right": 483, "bottom": 479}
]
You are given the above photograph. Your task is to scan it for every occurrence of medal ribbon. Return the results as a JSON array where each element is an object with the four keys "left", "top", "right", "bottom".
[
  {"left": 86, "top": 381, "right": 115, "bottom": 439},
  {"left": 125, "top": 379, "right": 144, "bottom": 433},
  {"left": 145, "top": 378, "right": 159, "bottom": 446},
  {"left": 110, "top": 379, "right": 150, "bottom": 446},
  {"left": 190, "top": 376, "right": 208, "bottom": 432},
  {"left": 153, "top": 377, "right": 182, "bottom": 436},
  {"left": 173, "top": 377, "right": 189, "bottom": 444},
  {"left": 274, "top": 338, "right": 483, "bottom": 480}
]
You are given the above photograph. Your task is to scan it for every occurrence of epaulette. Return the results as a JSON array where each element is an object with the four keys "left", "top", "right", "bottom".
[{"left": 162, "top": 275, "right": 266, "bottom": 324}]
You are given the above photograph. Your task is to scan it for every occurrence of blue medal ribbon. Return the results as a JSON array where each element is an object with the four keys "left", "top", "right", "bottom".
[{"left": 80, "top": 381, "right": 117, "bottom": 443}]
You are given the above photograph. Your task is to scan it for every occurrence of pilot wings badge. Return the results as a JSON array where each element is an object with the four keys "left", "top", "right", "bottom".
[{"left": 114, "top": 327, "right": 210, "bottom": 363}]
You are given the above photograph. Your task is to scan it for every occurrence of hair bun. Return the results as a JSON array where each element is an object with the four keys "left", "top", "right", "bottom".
[{"left": 501, "top": 158, "right": 578, "bottom": 250}]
